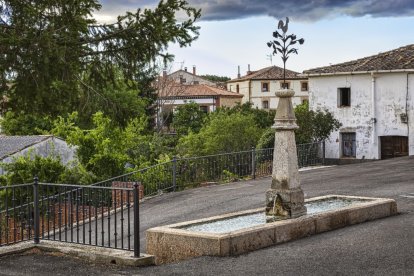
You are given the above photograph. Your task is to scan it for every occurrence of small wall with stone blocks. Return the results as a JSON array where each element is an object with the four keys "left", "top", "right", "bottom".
[{"left": 146, "top": 195, "right": 397, "bottom": 264}]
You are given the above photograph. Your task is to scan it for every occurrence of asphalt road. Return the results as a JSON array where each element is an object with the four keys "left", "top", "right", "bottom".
[{"left": 1, "top": 157, "right": 413, "bottom": 275}]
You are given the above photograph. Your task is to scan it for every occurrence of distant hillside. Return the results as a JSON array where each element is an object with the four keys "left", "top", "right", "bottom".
[{"left": 199, "top": 75, "right": 231, "bottom": 83}]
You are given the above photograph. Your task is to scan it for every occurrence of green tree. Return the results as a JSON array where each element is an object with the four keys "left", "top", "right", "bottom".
[
  {"left": 177, "top": 112, "right": 263, "bottom": 156},
  {"left": 0, "top": 153, "right": 94, "bottom": 186},
  {"left": 172, "top": 102, "right": 207, "bottom": 136},
  {"left": 199, "top": 75, "right": 231, "bottom": 83},
  {"left": 256, "top": 127, "right": 276, "bottom": 150},
  {"left": 218, "top": 103, "right": 276, "bottom": 129},
  {"left": 295, "top": 101, "right": 341, "bottom": 144},
  {"left": 294, "top": 102, "right": 314, "bottom": 144},
  {"left": 53, "top": 112, "right": 128, "bottom": 179},
  {"left": 0, "top": 111, "right": 53, "bottom": 135},
  {"left": 258, "top": 102, "right": 341, "bottom": 148},
  {"left": 50, "top": 111, "right": 170, "bottom": 179},
  {"left": 0, "top": 0, "right": 200, "bottom": 130}
]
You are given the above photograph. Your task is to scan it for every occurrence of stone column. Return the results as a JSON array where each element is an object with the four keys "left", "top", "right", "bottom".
[{"left": 265, "top": 89, "right": 307, "bottom": 221}]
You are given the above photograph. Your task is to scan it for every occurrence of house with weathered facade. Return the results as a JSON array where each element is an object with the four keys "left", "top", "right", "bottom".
[
  {"left": 0, "top": 135, "right": 76, "bottom": 175},
  {"left": 227, "top": 66, "right": 309, "bottom": 110},
  {"left": 303, "top": 44, "right": 414, "bottom": 162},
  {"left": 166, "top": 66, "right": 216, "bottom": 86},
  {"left": 156, "top": 84, "right": 243, "bottom": 129},
  {"left": 157, "top": 84, "right": 243, "bottom": 113}
]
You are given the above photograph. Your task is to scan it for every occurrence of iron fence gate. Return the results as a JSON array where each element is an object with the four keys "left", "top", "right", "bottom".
[{"left": 0, "top": 178, "right": 141, "bottom": 257}]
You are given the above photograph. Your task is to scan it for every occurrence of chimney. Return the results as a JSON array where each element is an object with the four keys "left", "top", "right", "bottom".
[
  {"left": 163, "top": 69, "right": 167, "bottom": 78},
  {"left": 247, "top": 64, "right": 251, "bottom": 75},
  {"left": 184, "top": 67, "right": 187, "bottom": 72},
  {"left": 237, "top": 65, "right": 241, "bottom": 78},
  {"left": 193, "top": 65, "right": 196, "bottom": 75}
]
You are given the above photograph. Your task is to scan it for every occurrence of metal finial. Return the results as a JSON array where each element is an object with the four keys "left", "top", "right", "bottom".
[{"left": 267, "top": 17, "right": 304, "bottom": 86}]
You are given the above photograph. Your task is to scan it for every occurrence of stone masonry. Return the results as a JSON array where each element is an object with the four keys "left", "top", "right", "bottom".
[{"left": 265, "top": 89, "right": 307, "bottom": 221}]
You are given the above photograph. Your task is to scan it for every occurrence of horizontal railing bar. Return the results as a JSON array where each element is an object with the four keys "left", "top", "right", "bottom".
[
  {"left": 39, "top": 183, "right": 134, "bottom": 191},
  {"left": 0, "top": 183, "right": 34, "bottom": 190},
  {"left": 179, "top": 151, "right": 253, "bottom": 161},
  {"left": 90, "top": 161, "right": 172, "bottom": 186}
]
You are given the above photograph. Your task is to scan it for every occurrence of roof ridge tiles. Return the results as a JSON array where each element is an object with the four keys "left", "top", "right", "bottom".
[{"left": 304, "top": 44, "right": 414, "bottom": 74}]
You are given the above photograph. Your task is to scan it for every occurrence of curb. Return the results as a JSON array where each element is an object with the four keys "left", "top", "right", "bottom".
[{"left": 0, "top": 241, "right": 154, "bottom": 267}]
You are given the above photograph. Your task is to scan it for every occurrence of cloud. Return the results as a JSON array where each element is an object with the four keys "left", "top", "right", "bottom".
[
  {"left": 95, "top": 0, "right": 414, "bottom": 23},
  {"left": 190, "top": 0, "right": 414, "bottom": 21}
]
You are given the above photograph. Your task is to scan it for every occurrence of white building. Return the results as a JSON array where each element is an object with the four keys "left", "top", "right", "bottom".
[
  {"left": 166, "top": 66, "right": 216, "bottom": 86},
  {"left": 227, "top": 66, "right": 308, "bottom": 110},
  {"left": 303, "top": 44, "right": 414, "bottom": 162}
]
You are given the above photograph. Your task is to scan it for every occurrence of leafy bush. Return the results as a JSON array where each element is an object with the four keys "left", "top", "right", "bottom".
[
  {"left": 222, "top": 169, "right": 239, "bottom": 183},
  {"left": 177, "top": 112, "right": 263, "bottom": 156},
  {"left": 0, "top": 152, "right": 94, "bottom": 185},
  {"left": 51, "top": 112, "right": 163, "bottom": 180},
  {"left": 256, "top": 128, "right": 276, "bottom": 150},
  {"left": 295, "top": 101, "right": 342, "bottom": 144},
  {"left": 172, "top": 102, "right": 207, "bottom": 137},
  {"left": 217, "top": 103, "right": 276, "bottom": 129}
]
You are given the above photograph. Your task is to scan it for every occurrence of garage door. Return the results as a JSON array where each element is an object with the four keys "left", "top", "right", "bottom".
[{"left": 380, "top": 136, "right": 408, "bottom": 159}]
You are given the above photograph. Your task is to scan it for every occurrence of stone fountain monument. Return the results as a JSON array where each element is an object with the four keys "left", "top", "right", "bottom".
[
  {"left": 265, "top": 89, "right": 307, "bottom": 220},
  {"left": 146, "top": 18, "right": 398, "bottom": 265},
  {"left": 265, "top": 17, "right": 306, "bottom": 221}
]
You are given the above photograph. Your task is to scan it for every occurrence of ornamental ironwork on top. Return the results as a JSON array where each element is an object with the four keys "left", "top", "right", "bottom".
[{"left": 267, "top": 17, "right": 304, "bottom": 85}]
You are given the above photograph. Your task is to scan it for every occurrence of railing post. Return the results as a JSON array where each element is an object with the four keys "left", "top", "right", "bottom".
[
  {"left": 251, "top": 146, "right": 256, "bottom": 179},
  {"left": 133, "top": 182, "right": 140, "bottom": 258},
  {"left": 172, "top": 156, "right": 177, "bottom": 192},
  {"left": 322, "top": 140, "right": 326, "bottom": 165},
  {"left": 33, "top": 176, "right": 40, "bottom": 244}
]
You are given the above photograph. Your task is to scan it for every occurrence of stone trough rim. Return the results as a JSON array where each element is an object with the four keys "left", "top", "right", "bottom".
[{"left": 148, "top": 194, "right": 396, "bottom": 237}]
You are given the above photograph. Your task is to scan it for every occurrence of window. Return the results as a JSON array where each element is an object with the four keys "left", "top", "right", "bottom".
[
  {"left": 342, "top": 132, "right": 356, "bottom": 157},
  {"left": 200, "top": 106, "right": 209, "bottom": 113},
  {"left": 193, "top": 81, "right": 199, "bottom": 85},
  {"left": 280, "top": 82, "right": 290, "bottom": 89},
  {"left": 179, "top": 75, "right": 186, "bottom": 84},
  {"left": 261, "top": 82, "right": 269, "bottom": 92},
  {"left": 301, "top": 81, "right": 308, "bottom": 91},
  {"left": 338, "top": 88, "right": 351, "bottom": 107},
  {"left": 262, "top": 100, "right": 269, "bottom": 109},
  {"left": 236, "top": 84, "right": 240, "bottom": 93}
]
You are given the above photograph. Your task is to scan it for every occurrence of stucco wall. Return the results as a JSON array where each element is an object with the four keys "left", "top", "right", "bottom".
[
  {"left": 227, "top": 79, "right": 308, "bottom": 108},
  {"left": 169, "top": 71, "right": 215, "bottom": 86},
  {"left": 227, "top": 80, "right": 250, "bottom": 104},
  {"left": 219, "top": 97, "right": 243, "bottom": 108},
  {"left": 309, "top": 72, "right": 414, "bottom": 159}
]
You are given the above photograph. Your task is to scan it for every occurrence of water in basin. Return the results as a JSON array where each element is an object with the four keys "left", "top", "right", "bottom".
[{"left": 181, "top": 198, "right": 369, "bottom": 234}]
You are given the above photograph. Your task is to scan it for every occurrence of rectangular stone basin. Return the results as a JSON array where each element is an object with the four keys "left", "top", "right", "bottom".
[{"left": 146, "top": 195, "right": 397, "bottom": 264}]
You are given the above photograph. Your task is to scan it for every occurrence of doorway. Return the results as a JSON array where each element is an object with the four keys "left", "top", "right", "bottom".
[{"left": 380, "top": 136, "right": 408, "bottom": 159}]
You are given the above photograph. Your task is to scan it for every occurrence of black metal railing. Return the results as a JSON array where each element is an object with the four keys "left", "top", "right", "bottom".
[
  {"left": 0, "top": 141, "right": 324, "bottom": 254},
  {"left": 0, "top": 183, "right": 34, "bottom": 246},
  {"left": 91, "top": 141, "right": 325, "bottom": 197},
  {"left": 0, "top": 178, "right": 141, "bottom": 258}
]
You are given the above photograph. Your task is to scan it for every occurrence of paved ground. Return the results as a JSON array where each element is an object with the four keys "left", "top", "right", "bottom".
[{"left": 1, "top": 157, "right": 413, "bottom": 275}]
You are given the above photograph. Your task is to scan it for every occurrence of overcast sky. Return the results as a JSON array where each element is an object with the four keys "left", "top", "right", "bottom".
[{"left": 94, "top": 0, "right": 414, "bottom": 78}]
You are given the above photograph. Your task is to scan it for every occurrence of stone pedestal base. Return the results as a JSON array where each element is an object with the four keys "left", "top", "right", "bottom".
[{"left": 265, "top": 188, "right": 307, "bottom": 222}]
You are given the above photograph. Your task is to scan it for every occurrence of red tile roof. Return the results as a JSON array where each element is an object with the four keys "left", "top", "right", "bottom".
[
  {"left": 228, "top": 66, "right": 303, "bottom": 83},
  {"left": 304, "top": 44, "right": 414, "bottom": 75},
  {"left": 159, "top": 84, "right": 243, "bottom": 99}
]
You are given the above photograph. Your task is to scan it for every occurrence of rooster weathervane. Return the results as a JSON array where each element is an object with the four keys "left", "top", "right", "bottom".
[{"left": 267, "top": 17, "right": 304, "bottom": 86}]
